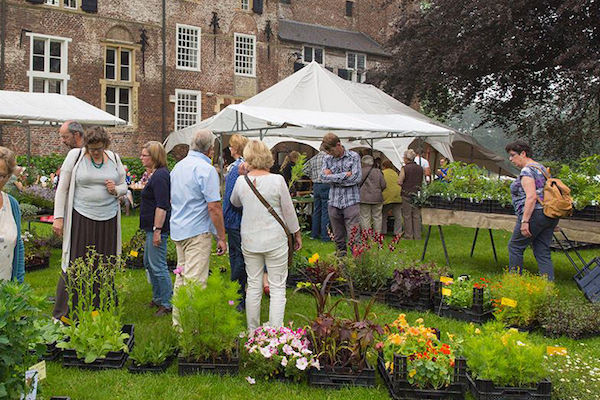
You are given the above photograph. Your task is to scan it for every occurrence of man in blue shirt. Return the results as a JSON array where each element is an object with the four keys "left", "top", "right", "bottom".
[
  {"left": 320, "top": 133, "right": 361, "bottom": 256},
  {"left": 170, "top": 130, "right": 227, "bottom": 323}
]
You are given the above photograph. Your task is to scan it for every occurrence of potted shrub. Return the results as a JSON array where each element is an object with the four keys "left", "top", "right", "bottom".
[
  {"left": 434, "top": 276, "right": 494, "bottom": 323},
  {"left": 122, "top": 229, "right": 146, "bottom": 269},
  {"left": 378, "top": 314, "right": 465, "bottom": 399},
  {"left": 58, "top": 249, "right": 133, "bottom": 370},
  {"left": 386, "top": 262, "right": 449, "bottom": 311},
  {"left": 490, "top": 271, "right": 557, "bottom": 330},
  {"left": 173, "top": 273, "right": 244, "bottom": 376},
  {"left": 0, "top": 282, "right": 46, "bottom": 400},
  {"left": 22, "top": 230, "right": 52, "bottom": 271},
  {"left": 244, "top": 326, "right": 319, "bottom": 382},
  {"left": 128, "top": 330, "right": 176, "bottom": 374},
  {"left": 462, "top": 322, "right": 551, "bottom": 400}
]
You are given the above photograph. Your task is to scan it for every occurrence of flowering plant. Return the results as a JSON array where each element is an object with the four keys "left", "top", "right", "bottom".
[
  {"left": 244, "top": 326, "right": 319, "bottom": 381},
  {"left": 443, "top": 276, "right": 493, "bottom": 310},
  {"left": 22, "top": 230, "right": 52, "bottom": 264},
  {"left": 381, "top": 314, "right": 456, "bottom": 389},
  {"left": 19, "top": 184, "right": 55, "bottom": 210}
]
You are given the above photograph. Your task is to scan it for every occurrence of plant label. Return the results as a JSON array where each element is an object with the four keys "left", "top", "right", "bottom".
[
  {"left": 442, "top": 288, "right": 452, "bottom": 296},
  {"left": 91, "top": 310, "right": 99, "bottom": 319},
  {"left": 501, "top": 297, "right": 517, "bottom": 307},
  {"left": 547, "top": 346, "right": 567, "bottom": 356},
  {"left": 60, "top": 316, "right": 72, "bottom": 325},
  {"left": 130, "top": 250, "right": 139, "bottom": 257},
  {"left": 28, "top": 360, "right": 46, "bottom": 381},
  {"left": 440, "top": 276, "right": 454, "bottom": 284}
]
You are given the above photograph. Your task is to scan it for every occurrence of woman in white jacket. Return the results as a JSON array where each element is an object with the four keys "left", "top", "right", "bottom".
[{"left": 52, "top": 126, "right": 127, "bottom": 320}]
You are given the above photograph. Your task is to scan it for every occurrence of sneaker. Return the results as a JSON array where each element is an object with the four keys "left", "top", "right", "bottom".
[
  {"left": 155, "top": 306, "right": 173, "bottom": 316},
  {"left": 148, "top": 300, "right": 160, "bottom": 308}
]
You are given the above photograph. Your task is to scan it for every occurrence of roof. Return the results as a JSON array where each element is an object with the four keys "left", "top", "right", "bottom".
[{"left": 278, "top": 19, "right": 389, "bottom": 57}]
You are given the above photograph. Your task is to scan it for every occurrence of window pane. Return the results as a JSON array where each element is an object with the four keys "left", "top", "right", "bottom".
[
  {"left": 106, "top": 48, "right": 115, "bottom": 64},
  {"left": 106, "top": 104, "right": 115, "bottom": 116},
  {"left": 304, "top": 46, "right": 313, "bottom": 62},
  {"left": 32, "top": 78, "right": 45, "bottom": 93},
  {"left": 357, "top": 54, "right": 366, "bottom": 69},
  {"left": 121, "top": 50, "right": 130, "bottom": 66},
  {"left": 33, "top": 56, "right": 45, "bottom": 72},
  {"left": 50, "top": 57, "right": 61, "bottom": 73},
  {"left": 119, "top": 88, "right": 129, "bottom": 104},
  {"left": 347, "top": 53, "right": 356, "bottom": 69},
  {"left": 119, "top": 105, "right": 129, "bottom": 122},
  {"left": 50, "top": 41, "right": 61, "bottom": 57},
  {"left": 234, "top": 34, "right": 255, "bottom": 75},
  {"left": 106, "top": 87, "right": 116, "bottom": 103},
  {"left": 120, "top": 66, "right": 130, "bottom": 81},
  {"left": 33, "top": 39, "right": 45, "bottom": 55},
  {"left": 315, "top": 48, "right": 323, "bottom": 64},
  {"left": 106, "top": 65, "right": 115, "bottom": 80},
  {"left": 49, "top": 80, "right": 61, "bottom": 94}
]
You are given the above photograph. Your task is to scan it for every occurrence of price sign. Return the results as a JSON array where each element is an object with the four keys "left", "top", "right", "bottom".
[
  {"left": 501, "top": 297, "right": 517, "bottom": 307},
  {"left": 440, "top": 276, "right": 454, "bottom": 284},
  {"left": 28, "top": 361, "right": 46, "bottom": 380},
  {"left": 442, "top": 288, "right": 452, "bottom": 296},
  {"left": 546, "top": 346, "right": 567, "bottom": 356},
  {"left": 129, "top": 250, "right": 139, "bottom": 258}
]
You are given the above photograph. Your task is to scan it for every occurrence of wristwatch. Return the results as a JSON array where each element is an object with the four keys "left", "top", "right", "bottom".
[{"left": 153, "top": 226, "right": 162, "bottom": 232}]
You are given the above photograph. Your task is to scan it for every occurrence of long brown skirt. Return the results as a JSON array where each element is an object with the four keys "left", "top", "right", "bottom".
[{"left": 52, "top": 210, "right": 118, "bottom": 319}]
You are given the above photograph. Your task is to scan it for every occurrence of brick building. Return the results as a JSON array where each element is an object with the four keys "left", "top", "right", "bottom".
[{"left": 0, "top": 0, "right": 393, "bottom": 156}]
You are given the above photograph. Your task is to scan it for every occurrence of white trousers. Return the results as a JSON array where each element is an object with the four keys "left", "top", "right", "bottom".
[{"left": 243, "top": 242, "right": 288, "bottom": 332}]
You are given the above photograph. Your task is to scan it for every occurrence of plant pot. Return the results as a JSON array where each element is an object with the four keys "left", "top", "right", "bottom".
[
  {"left": 488, "top": 200, "right": 514, "bottom": 215},
  {"left": 42, "top": 341, "right": 62, "bottom": 361},
  {"left": 427, "top": 196, "right": 457, "bottom": 211},
  {"left": 178, "top": 345, "right": 239, "bottom": 376},
  {"left": 62, "top": 324, "right": 134, "bottom": 370},
  {"left": 128, "top": 354, "right": 175, "bottom": 374},
  {"left": 286, "top": 273, "right": 304, "bottom": 289},
  {"left": 357, "top": 290, "right": 387, "bottom": 303},
  {"left": 466, "top": 371, "right": 551, "bottom": 400},
  {"left": 433, "top": 283, "right": 494, "bottom": 324},
  {"left": 25, "top": 256, "right": 50, "bottom": 271},
  {"left": 462, "top": 198, "right": 490, "bottom": 214},
  {"left": 308, "top": 363, "right": 376, "bottom": 389},
  {"left": 570, "top": 205, "right": 597, "bottom": 222},
  {"left": 378, "top": 352, "right": 466, "bottom": 400},
  {"left": 386, "top": 282, "right": 433, "bottom": 312}
]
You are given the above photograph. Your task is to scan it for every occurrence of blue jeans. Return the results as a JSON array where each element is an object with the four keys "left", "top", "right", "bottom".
[
  {"left": 227, "top": 228, "right": 246, "bottom": 307},
  {"left": 311, "top": 183, "right": 331, "bottom": 241},
  {"left": 508, "top": 209, "right": 559, "bottom": 280},
  {"left": 144, "top": 231, "right": 173, "bottom": 308}
]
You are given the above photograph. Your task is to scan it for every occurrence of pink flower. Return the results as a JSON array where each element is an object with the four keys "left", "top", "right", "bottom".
[
  {"left": 173, "top": 266, "right": 184, "bottom": 275},
  {"left": 375, "top": 341, "right": 384, "bottom": 350},
  {"left": 296, "top": 357, "right": 308, "bottom": 370},
  {"left": 281, "top": 357, "right": 288, "bottom": 367},
  {"left": 228, "top": 300, "right": 235, "bottom": 306}
]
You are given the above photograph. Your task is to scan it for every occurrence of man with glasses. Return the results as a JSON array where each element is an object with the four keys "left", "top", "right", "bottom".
[{"left": 59, "top": 120, "right": 84, "bottom": 149}]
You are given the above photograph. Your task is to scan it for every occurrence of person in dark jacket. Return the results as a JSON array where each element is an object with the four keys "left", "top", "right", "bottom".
[
  {"left": 398, "top": 149, "right": 424, "bottom": 239},
  {"left": 280, "top": 151, "right": 300, "bottom": 188},
  {"left": 359, "top": 155, "right": 386, "bottom": 232}
]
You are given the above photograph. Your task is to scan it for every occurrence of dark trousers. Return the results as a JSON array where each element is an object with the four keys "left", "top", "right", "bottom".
[
  {"left": 311, "top": 183, "right": 331, "bottom": 241},
  {"left": 227, "top": 228, "right": 246, "bottom": 307},
  {"left": 328, "top": 204, "right": 360, "bottom": 255},
  {"left": 508, "top": 208, "right": 559, "bottom": 280}
]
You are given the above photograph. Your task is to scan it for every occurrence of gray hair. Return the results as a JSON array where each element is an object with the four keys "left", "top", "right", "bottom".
[
  {"left": 404, "top": 149, "right": 416, "bottom": 161},
  {"left": 190, "top": 129, "right": 216, "bottom": 153},
  {"left": 361, "top": 155, "right": 374, "bottom": 166},
  {"left": 67, "top": 121, "right": 84, "bottom": 137}
]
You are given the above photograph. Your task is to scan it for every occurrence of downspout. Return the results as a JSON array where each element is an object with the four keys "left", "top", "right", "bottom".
[
  {"left": 161, "top": 0, "right": 167, "bottom": 140},
  {"left": 0, "top": 0, "right": 7, "bottom": 144}
]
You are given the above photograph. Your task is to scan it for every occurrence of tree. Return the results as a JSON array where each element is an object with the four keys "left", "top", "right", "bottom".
[{"left": 377, "top": 0, "right": 600, "bottom": 161}]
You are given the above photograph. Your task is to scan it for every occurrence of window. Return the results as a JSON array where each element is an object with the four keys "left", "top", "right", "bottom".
[
  {"left": 45, "top": 0, "right": 58, "bottom": 5},
  {"left": 234, "top": 33, "right": 256, "bottom": 77},
  {"left": 346, "top": 52, "right": 367, "bottom": 82},
  {"left": 27, "top": 33, "right": 71, "bottom": 94},
  {"left": 240, "top": 0, "right": 251, "bottom": 10},
  {"left": 345, "top": 1, "right": 353, "bottom": 17},
  {"left": 103, "top": 45, "right": 135, "bottom": 123},
  {"left": 44, "top": 0, "right": 78, "bottom": 9},
  {"left": 302, "top": 45, "right": 324, "bottom": 65},
  {"left": 175, "top": 90, "right": 201, "bottom": 131},
  {"left": 176, "top": 24, "right": 201, "bottom": 71},
  {"left": 64, "top": 0, "right": 77, "bottom": 9}
]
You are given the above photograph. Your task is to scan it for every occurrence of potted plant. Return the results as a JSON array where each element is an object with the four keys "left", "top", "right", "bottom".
[
  {"left": 0, "top": 282, "right": 46, "bottom": 400},
  {"left": 537, "top": 297, "right": 600, "bottom": 339},
  {"left": 434, "top": 276, "right": 494, "bottom": 323},
  {"left": 291, "top": 252, "right": 347, "bottom": 294},
  {"left": 462, "top": 322, "right": 551, "bottom": 400},
  {"left": 386, "top": 262, "right": 449, "bottom": 311},
  {"left": 244, "top": 325, "right": 319, "bottom": 382},
  {"left": 58, "top": 249, "right": 133, "bottom": 370},
  {"left": 122, "top": 229, "right": 146, "bottom": 269},
  {"left": 173, "top": 273, "right": 244, "bottom": 376},
  {"left": 128, "top": 330, "right": 176, "bottom": 374},
  {"left": 30, "top": 319, "right": 65, "bottom": 361},
  {"left": 378, "top": 314, "right": 465, "bottom": 399},
  {"left": 22, "top": 230, "right": 52, "bottom": 271}
]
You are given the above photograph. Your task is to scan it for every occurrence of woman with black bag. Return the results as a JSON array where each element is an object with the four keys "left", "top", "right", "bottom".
[{"left": 230, "top": 140, "right": 302, "bottom": 332}]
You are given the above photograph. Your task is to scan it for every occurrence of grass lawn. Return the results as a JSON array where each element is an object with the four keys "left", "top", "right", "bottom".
[{"left": 24, "top": 213, "right": 600, "bottom": 400}]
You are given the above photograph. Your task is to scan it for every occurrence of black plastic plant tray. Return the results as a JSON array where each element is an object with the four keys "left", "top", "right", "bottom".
[
  {"left": 385, "top": 282, "right": 433, "bottom": 312},
  {"left": 286, "top": 273, "right": 304, "bottom": 289},
  {"left": 466, "top": 372, "right": 551, "bottom": 400},
  {"left": 62, "top": 324, "right": 134, "bottom": 370},
  {"left": 128, "top": 355, "right": 174, "bottom": 374},
  {"left": 488, "top": 200, "right": 514, "bottom": 215},
  {"left": 574, "top": 257, "right": 600, "bottom": 303},
  {"left": 378, "top": 352, "right": 466, "bottom": 400},
  {"left": 25, "top": 257, "right": 50, "bottom": 271},
  {"left": 178, "top": 346, "right": 239, "bottom": 376},
  {"left": 308, "top": 364, "right": 376, "bottom": 389},
  {"left": 428, "top": 196, "right": 457, "bottom": 211},
  {"left": 126, "top": 257, "right": 145, "bottom": 269},
  {"left": 357, "top": 290, "right": 387, "bottom": 303},
  {"left": 434, "top": 283, "right": 494, "bottom": 324},
  {"left": 569, "top": 205, "right": 597, "bottom": 222},
  {"left": 462, "top": 199, "right": 491, "bottom": 213},
  {"left": 49, "top": 397, "right": 70, "bottom": 400},
  {"left": 43, "top": 341, "right": 62, "bottom": 361}
]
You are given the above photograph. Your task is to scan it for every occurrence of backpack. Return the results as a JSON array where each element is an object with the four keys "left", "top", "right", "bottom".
[{"left": 528, "top": 164, "right": 573, "bottom": 219}]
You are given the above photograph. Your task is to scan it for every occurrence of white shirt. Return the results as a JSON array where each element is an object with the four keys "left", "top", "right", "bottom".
[
  {"left": 230, "top": 173, "right": 300, "bottom": 253},
  {"left": 414, "top": 156, "right": 430, "bottom": 169},
  {"left": 0, "top": 192, "right": 17, "bottom": 281}
]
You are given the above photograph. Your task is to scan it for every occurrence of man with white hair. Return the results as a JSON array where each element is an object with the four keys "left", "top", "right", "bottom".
[
  {"left": 170, "top": 130, "right": 227, "bottom": 321},
  {"left": 59, "top": 120, "right": 84, "bottom": 149}
]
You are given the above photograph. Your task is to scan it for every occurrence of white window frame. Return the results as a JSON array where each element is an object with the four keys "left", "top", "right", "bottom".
[
  {"left": 45, "top": 0, "right": 59, "bottom": 6},
  {"left": 27, "top": 33, "right": 71, "bottom": 94},
  {"left": 234, "top": 33, "right": 256, "bottom": 77},
  {"left": 176, "top": 24, "right": 201, "bottom": 71},
  {"left": 63, "top": 0, "right": 78, "bottom": 10},
  {"left": 240, "top": 0, "right": 251, "bottom": 11},
  {"left": 346, "top": 52, "right": 367, "bottom": 83},
  {"left": 174, "top": 89, "right": 202, "bottom": 131},
  {"left": 105, "top": 86, "right": 131, "bottom": 124},
  {"left": 302, "top": 45, "right": 324, "bottom": 65}
]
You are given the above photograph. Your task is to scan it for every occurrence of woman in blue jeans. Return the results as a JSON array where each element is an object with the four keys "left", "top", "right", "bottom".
[
  {"left": 139, "top": 141, "right": 173, "bottom": 316},
  {"left": 506, "top": 140, "right": 559, "bottom": 280}
]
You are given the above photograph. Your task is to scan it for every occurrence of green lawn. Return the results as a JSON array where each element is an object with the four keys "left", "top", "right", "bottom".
[{"left": 24, "top": 213, "right": 599, "bottom": 400}]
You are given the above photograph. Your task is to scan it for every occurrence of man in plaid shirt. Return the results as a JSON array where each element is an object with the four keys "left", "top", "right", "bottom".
[
  {"left": 320, "top": 133, "right": 362, "bottom": 255},
  {"left": 304, "top": 145, "right": 331, "bottom": 241}
]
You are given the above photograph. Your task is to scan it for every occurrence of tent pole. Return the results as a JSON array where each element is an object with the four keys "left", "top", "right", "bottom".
[
  {"left": 216, "top": 133, "right": 224, "bottom": 195},
  {"left": 27, "top": 124, "right": 31, "bottom": 166},
  {"left": 235, "top": 111, "right": 239, "bottom": 131}
]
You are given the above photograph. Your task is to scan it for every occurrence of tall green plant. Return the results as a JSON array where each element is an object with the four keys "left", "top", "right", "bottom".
[{"left": 289, "top": 154, "right": 307, "bottom": 189}]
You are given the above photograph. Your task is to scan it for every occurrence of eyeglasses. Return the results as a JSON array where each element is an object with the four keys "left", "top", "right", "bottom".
[
  {"left": 141, "top": 153, "right": 151, "bottom": 158},
  {"left": 88, "top": 146, "right": 105, "bottom": 153}
]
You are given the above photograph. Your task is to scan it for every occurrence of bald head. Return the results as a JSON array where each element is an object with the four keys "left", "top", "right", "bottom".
[{"left": 60, "top": 120, "right": 84, "bottom": 149}]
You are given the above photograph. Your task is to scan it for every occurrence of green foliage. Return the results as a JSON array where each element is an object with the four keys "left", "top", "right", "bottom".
[
  {"left": 129, "top": 329, "right": 176, "bottom": 366},
  {"left": 443, "top": 277, "right": 493, "bottom": 310},
  {"left": 171, "top": 273, "right": 244, "bottom": 360},
  {"left": 538, "top": 297, "right": 600, "bottom": 339},
  {"left": 18, "top": 203, "right": 40, "bottom": 217},
  {"left": 16, "top": 153, "right": 65, "bottom": 176},
  {"left": 122, "top": 229, "right": 146, "bottom": 262},
  {"left": 30, "top": 319, "right": 64, "bottom": 347},
  {"left": 0, "top": 282, "right": 46, "bottom": 400},
  {"left": 22, "top": 230, "right": 52, "bottom": 264},
  {"left": 120, "top": 155, "right": 177, "bottom": 179},
  {"left": 554, "top": 155, "right": 600, "bottom": 208},
  {"left": 461, "top": 322, "right": 547, "bottom": 387},
  {"left": 289, "top": 154, "right": 307, "bottom": 189},
  {"left": 490, "top": 271, "right": 557, "bottom": 328}
]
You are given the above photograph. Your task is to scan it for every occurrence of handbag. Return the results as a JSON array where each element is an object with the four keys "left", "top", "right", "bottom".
[{"left": 244, "top": 175, "right": 296, "bottom": 267}]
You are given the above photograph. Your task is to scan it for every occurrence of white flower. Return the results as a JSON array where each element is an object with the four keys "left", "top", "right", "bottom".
[
  {"left": 310, "top": 358, "right": 320, "bottom": 370},
  {"left": 301, "top": 348, "right": 312, "bottom": 355},
  {"left": 245, "top": 376, "right": 256, "bottom": 385},
  {"left": 282, "top": 344, "right": 293, "bottom": 355},
  {"left": 516, "top": 341, "right": 526, "bottom": 347},
  {"left": 281, "top": 357, "right": 288, "bottom": 367},
  {"left": 260, "top": 347, "right": 272, "bottom": 358},
  {"left": 296, "top": 357, "right": 308, "bottom": 371}
]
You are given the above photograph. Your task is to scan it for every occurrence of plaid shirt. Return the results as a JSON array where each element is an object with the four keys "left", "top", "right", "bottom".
[
  {"left": 303, "top": 151, "right": 328, "bottom": 183},
  {"left": 320, "top": 149, "right": 362, "bottom": 209}
]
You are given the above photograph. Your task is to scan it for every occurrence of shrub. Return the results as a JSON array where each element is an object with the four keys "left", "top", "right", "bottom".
[
  {"left": 538, "top": 298, "right": 600, "bottom": 339},
  {"left": 461, "top": 322, "right": 547, "bottom": 387},
  {"left": 171, "top": 273, "right": 244, "bottom": 360},
  {"left": 389, "top": 261, "right": 449, "bottom": 301},
  {"left": 22, "top": 230, "right": 52, "bottom": 265}
]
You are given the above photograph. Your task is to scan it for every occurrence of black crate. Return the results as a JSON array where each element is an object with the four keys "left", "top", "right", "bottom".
[
  {"left": 43, "top": 341, "right": 62, "bottom": 361},
  {"left": 62, "top": 324, "right": 134, "bottom": 370},
  {"left": 357, "top": 289, "right": 387, "bottom": 303},
  {"left": 428, "top": 196, "right": 457, "bottom": 211},
  {"left": 462, "top": 199, "right": 491, "bottom": 214},
  {"left": 128, "top": 355, "right": 175, "bottom": 374},
  {"left": 488, "top": 200, "right": 514, "bottom": 215},
  {"left": 433, "top": 282, "right": 494, "bottom": 324},
  {"left": 466, "top": 372, "right": 551, "bottom": 400},
  {"left": 25, "top": 257, "right": 50, "bottom": 272},
  {"left": 178, "top": 345, "right": 239, "bottom": 376},
  {"left": 50, "top": 397, "right": 70, "bottom": 400},
  {"left": 385, "top": 282, "right": 433, "bottom": 312},
  {"left": 286, "top": 273, "right": 304, "bottom": 289},
  {"left": 378, "top": 352, "right": 466, "bottom": 400},
  {"left": 308, "top": 364, "right": 376, "bottom": 389},
  {"left": 574, "top": 257, "right": 600, "bottom": 303},
  {"left": 570, "top": 205, "right": 597, "bottom": 222}
]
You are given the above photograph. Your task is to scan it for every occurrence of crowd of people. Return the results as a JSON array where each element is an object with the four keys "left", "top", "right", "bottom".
[{"left": 0, "top": 120, "right": 562, "bottom": 332}]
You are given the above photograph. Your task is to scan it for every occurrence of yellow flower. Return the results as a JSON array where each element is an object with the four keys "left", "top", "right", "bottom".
[
  {"left": 415, "top": 318, "right": 424, "bottom": 325},
  {"left": 308, "top": 253, "right": 320, "bottom": 264},
  {"left": 474, "top": 328, "right": 481, "bottom": 334},
  {"left": 409, "top": 369, "right": 417, "bottom": 378}
]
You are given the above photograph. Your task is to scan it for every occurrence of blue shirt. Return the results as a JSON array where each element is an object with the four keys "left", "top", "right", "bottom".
[
  {"left": 320, "top": 149, "right": 362, "bottom": 209},
  {"left": 510, "top": 162, "right": 547, "bottom": 216},
  {"left": 223, "top": 157, "right": 243, "bottom": 230},
  {"left": 169, "top": 151, "right": 221, "bottom": 241}
]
